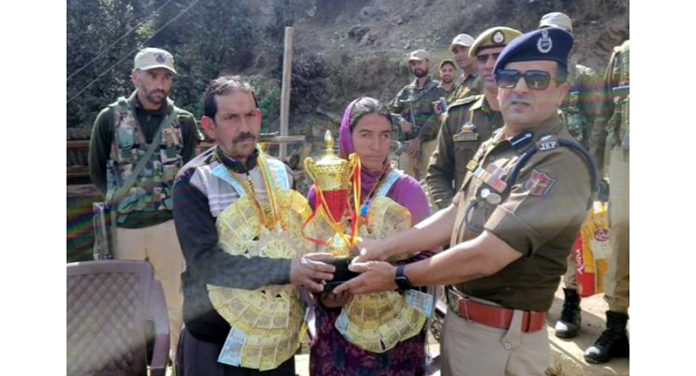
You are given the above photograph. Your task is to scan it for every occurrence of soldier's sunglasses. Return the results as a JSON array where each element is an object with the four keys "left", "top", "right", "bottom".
[{"left": 495, "top": 69, "right": 554, "bottom": 90}]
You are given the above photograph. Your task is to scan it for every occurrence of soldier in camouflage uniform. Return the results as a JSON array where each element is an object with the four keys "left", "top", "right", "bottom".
[
  {"left": 538, "top": 12, "right": 609, "bottom": 340},
  {"left": 449, "top": 33, "right": 483, "bottom": 101},
  {"left": 438, "top": 59, "right": 458, "bottom": 99},
  {"left": 427, "top": 27, "right": 522, "bottom": 210},
  {"left": 389, "top": 49, "right": 445, "bottom": 180},
  {"left": 584, "top": 39, "right": 630, "bottom": 364},
  {"left": 88, "top": 47, "right": 202, "bottom": 359}
]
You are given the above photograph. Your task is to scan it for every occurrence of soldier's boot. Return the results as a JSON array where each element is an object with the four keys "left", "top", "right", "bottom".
[
  {"left": 554, "top": 288, "right": 582, "bottom": 338},
  {"left": 584, "top": 311, "right": 630, "bottom": 364}
]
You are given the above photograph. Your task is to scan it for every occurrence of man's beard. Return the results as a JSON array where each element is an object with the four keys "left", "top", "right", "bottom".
[
  {"left": 145, "top": 89, "right": 167, "bottom": 104},
  {"left": 441, "top": 77, "right": 454, "bottom": 84},
  {"left": 413, "top": 68, "right": 428, "bottom": 78}
]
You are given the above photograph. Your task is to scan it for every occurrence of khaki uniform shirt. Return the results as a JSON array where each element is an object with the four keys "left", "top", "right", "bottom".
[
  {"left": 426, "top": 95, "right": 503, "bottom": 210},
  {"left": 450, "top": 73, "right": 482, "bottom": 102},
  {"left": 389, "top": 77, "right": 445, "bottom": 142},
  {"left": 449, "top": 116, "right": 593, "bottom": 312}
]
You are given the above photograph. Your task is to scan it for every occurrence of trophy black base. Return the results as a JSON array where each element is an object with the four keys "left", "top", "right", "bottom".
[{"left": 324, "top": 257, "right": 359, "bottom": 292}]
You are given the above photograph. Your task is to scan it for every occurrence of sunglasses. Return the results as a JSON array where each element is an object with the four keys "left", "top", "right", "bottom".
[
  {"left": 476, "top": 53, "right": 500, "bottom": 64},
  {"left": 495, "top": 69, "right": 555, "bottom": 90}
]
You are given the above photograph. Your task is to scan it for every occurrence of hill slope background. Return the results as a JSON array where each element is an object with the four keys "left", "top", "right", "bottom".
[{"left": 67, "top": 0, "right": 629, "bottom": 144}]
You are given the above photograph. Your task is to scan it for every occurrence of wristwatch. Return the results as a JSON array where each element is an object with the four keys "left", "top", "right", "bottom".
[{"left": 395, "top": 264, "right": 414, "bottom": 291}]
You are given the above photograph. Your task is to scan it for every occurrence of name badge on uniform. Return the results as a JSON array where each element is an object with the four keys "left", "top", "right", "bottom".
[
  {"left": 536, "top": 135, "right": 559, "bottom": 152},
  {"left": 453, "top": 132, "right": 479, "bottom": 142}
]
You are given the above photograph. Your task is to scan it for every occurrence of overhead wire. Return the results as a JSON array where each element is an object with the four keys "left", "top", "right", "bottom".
[
  {"left": 67, "top": 0, "right": 203, "bottom": 105},
  {"left": 66, "top": 0, "right": 177, "bottom": 82}
]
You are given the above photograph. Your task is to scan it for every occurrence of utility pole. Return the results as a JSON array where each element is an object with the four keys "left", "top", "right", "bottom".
[{"left": 279, "top": 26, "right": 293, "bottom": 160}]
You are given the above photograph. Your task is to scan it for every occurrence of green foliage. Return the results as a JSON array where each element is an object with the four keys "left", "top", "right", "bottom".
[{"left": 68, "top": 0, "right": 264, "bottom": 129}]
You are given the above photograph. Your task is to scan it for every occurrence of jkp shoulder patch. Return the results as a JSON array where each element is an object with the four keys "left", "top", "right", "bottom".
[
  {"left": 536, "top": 135, "right": 559, "bottom": 152},
  {"left": 525, "top": 169, "right": 556, "bottom": 197}
]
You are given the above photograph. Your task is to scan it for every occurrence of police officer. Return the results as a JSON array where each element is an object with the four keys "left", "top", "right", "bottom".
[
  {"left": 427, "top": 27, "right": 522, "bottom": 211},
  {"left": 389, "top": 49, "right": 445, "bottom": 179},
  {"left": 88, "top": 47, "right": 202, "bottom": 360},
  {"left": 448, "top": 33, "right": 482, "bottom": 100},
  {"left": 584, "top": 40, "right": 630, "bottom": 364},
  {"left": 337, "top": 28, "right": 596, "bottom": 376},
  {"left": 538, "top": 12, "right": 608, "bottom": 339}
]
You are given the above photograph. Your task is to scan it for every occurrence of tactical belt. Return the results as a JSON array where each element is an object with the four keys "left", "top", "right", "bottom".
[{"left": 446, "top": 288, "right": 546, "bottom": 333}]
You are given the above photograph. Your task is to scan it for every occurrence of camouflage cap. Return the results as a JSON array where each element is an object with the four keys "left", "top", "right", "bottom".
[
  {"left": 450, "top": 33, "right": 475, "bottom": 52},
  {"left": 538, "top": 12, "right": 573, "bottom": 33},
  {"left": 439, "top": 59, "right": 457, "bottom": 70},
  {"left": 134, "top": 47, "right": 177, "bottom": 74},
  {"left": 469, "top": 27, "right": 522, "bottom": 57},
  {"left": 408, "top": 49, "right": 430, "bottom": 62}
]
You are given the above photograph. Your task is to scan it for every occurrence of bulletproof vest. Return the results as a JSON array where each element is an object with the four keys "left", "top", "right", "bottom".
[
  {"left": 106, "top": 97, "right": 184, "bottom": 220},
  {"left": 608, "top": 41, "right": 630, "bottom": 150}
]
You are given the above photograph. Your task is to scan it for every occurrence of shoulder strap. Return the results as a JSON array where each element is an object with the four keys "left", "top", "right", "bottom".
[
  {"left": 265, "top": 157, "right": 290, "bottom": 190},
  {"left": 504, "top": 138, "right": 599, "bottom": 209},
  {"left": 375, "top": 170, "right": 402, "bottom": 197},
  {"left": 106, "top": 109, "right": 177, "bottom": 205}
]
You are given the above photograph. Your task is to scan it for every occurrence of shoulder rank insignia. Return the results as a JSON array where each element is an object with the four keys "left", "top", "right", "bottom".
[
  {"left": 525, "top": 169, "right": 556, "bottom": 197},
  {"left": 449, "top": 94, "right": 480, "bottom": 109},
  {"left": 536, "top": 135, "right": 559, "bottom": 152}
]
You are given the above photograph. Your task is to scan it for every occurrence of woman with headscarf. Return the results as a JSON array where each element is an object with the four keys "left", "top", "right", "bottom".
[{"left": 307, "top": 97, "right": 434, "bottom": 376}]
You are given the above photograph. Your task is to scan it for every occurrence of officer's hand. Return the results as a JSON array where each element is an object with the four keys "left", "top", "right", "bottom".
[
  {"left": 290, "top": 252, "right": 335, "bottom": 293},
  {"left": 598, "top": 178, "right": 610, "bottom": 203},
  {"left": 400, "top": 121, "right": 414, "bottom": 134},
  {"left": 352, "top": 238, "right": 389, "bottom": 262},
  {"left": 333, "top": 261, "right": 397, "bottom": 295},
  {"left": 406, "top": 138, "right": 421, "bottom": 157},
  {"left": 320, "top": 290, "right": 353, "bottom": 308}
]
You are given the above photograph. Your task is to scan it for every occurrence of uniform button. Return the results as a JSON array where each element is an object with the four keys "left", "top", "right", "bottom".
[{"left": 504, "top": 342, "right": 512, "bottom": 350}]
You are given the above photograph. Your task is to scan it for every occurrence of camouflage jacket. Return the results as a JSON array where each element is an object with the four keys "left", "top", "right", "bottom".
[
  {"left": 560, "top": 59, "right": 605, "bottom": 149},
  {"left": 389, "top": 77, "right": 445, "bottom": 142},
  {"left": 589, "top": 40, "right": 630, "bottom": 171}
]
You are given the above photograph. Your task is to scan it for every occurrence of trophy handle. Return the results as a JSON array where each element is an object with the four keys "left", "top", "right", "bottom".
[{"left": 304, "top": 158, "right": 316, "bottom": 182}]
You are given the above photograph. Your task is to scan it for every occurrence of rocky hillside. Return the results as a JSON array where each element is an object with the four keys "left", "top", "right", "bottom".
[{"left": 245, "top": 0, "right": 629, "bottom": 143}]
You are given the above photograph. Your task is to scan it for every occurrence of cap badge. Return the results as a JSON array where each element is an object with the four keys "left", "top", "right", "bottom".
[
  {"left": 537, "top": 29, "right": 552, "bottom": 54},
  {"left": 155, "top": 53, "right": 166, "bottom": 63},
  {"left": 492, "top": 30, "right": 505, "bottom": 44}
]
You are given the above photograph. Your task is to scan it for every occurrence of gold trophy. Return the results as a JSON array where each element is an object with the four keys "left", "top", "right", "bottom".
[{"left": 304, "top": 130, "right": 360, "bottom": 290}]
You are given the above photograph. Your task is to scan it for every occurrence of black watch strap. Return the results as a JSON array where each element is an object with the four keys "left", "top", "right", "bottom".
[{"left": 395, "top": 264, "right": 414, "bottom": 291}]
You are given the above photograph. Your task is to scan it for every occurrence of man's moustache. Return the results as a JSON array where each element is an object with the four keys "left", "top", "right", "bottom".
[{"left": 233, "top": 134, "right": 257, "bottom": 144}]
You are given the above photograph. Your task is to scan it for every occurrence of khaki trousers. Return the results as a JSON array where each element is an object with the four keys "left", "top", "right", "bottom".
[
  {"left": 115, "top": 219, "right": 185, "bottom": 359},
  {"left": 398, "top": 150, "right": 418, "bottom": 179},
  {"left": 562, "top": 250, "right": 578, "bottom": 289},
  {"left": 397, "top": 139, "right": 438, "bottom": 181},
  {"left": 604, "top": 148, "right": 629, "bottom": 313},
  {"left": 440, "top": 309, "right": 549, "bottom": 376}
]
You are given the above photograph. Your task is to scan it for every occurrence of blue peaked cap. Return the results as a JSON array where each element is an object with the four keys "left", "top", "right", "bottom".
[{"left": 493, "top": 28, "right": 574, "bottom": 76}]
